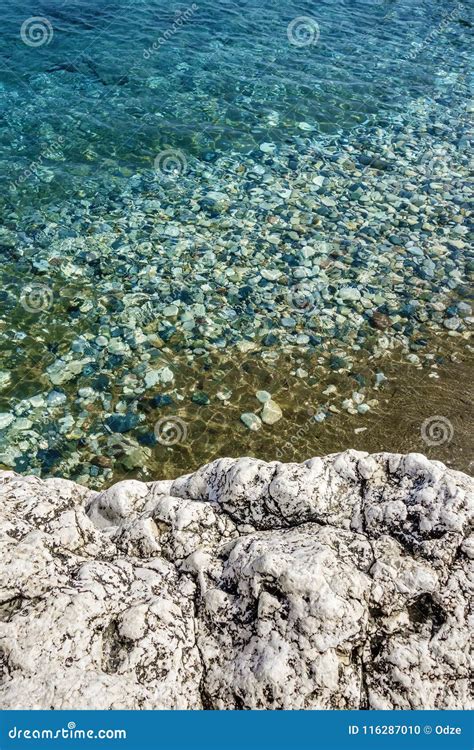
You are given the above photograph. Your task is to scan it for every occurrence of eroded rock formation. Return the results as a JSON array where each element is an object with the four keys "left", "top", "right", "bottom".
[{"left": 0, "top": 451, "right": 472, "bottom": 709}]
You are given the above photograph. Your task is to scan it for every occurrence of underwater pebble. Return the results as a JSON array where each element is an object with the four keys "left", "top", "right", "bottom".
[
  {"left": 339, "top": 287, "right": 361, "bottom": 302},
  {"left": 13, "top": 418, "right": 33, "bottom": 431},
  {"left": 240, "top": 412, "right": 262, "bottom": 431},
  {"left": 443, "top": 317, "right": 461, "bottom": 331},
  {"left": 192, "top": 391, "right": 210, "bottom": 405},
  {"left": 296, "top": 335, "right": 310, "bottom": 345},
  {"left": 144, "top": 370, "right": 161, "bottom": 389},
  {"left": 163, "top": 304, "right": 179, "bottom": 318},
  {"left": 47, "top": 391, "right": 67, "bottom": 407},
  {"left": 47, "top": 359, "right": 86, "bottom": 386},
  {"left": 0, "top": 372, "right": 11, "bottom": 390},
  {"left": 105, "top": 414, "right": 140, "bottom": 434},
  {"left": 156, "top": 366, "right": 174, "bottom": 384},
  {"left": 261, "top": 400, "right": 283, "bottom": 425},
  {"left": 29, "top": 395, "right": 45, "bottom": 408},
  {"left": 457, "top": 302, "right": 471, "bottom": 317},
  {"left": 0, "top": 413, "right": 14, "bottom": 430},
  {"left": 261, "top": 269, "right": 282, "bottom": 281},
  {"left": 217, "top": 388, "right": 232, "bottom": 401}
]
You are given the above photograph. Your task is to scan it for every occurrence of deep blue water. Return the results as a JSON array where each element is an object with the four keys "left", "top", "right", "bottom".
[{"left": 1, "top": 0, "right": 472, "bottom": 206}]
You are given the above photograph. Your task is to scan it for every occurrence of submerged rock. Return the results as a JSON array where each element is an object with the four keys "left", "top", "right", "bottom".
[
  {"left": 0, "top": 413, "right": 14, "bottom": 431},
  {"left": 104, "top": 413, "right": 139, "bottom": 433},
  {"left": 0, "top": 450, "right": 472, "bottom": 710},
  {"left": 240, "top": 412, "right": 262, "bottom": 431},
  {"left": 0, "top": 372, "right": 11, "bottom": 390},
  {"left": 261, "top": 399, "right": 283, "bottom": 424}
]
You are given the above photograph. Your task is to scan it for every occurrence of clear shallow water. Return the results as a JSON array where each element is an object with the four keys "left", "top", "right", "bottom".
[
  {"left": 0, "top": 0, "right": 472, "bottom": 484},
  {"left": 1, "top": 0, "right": 472, "bottom": 202}
]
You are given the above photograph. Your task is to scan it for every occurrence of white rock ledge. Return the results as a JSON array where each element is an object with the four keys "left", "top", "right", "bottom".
[{"left": 0, "top": 450, "right": 472, "bottom": 710}]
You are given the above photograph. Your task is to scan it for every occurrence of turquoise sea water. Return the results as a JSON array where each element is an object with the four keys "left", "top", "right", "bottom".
[
  {"left": 0, "top": 0, "right": 472, "bottom": 483},
  {"left": 1, "top": 0, "right": 472, "bottom": 202}
]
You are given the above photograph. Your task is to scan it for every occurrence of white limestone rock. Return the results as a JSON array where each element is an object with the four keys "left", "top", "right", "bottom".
[{"left": 0, "top": 451, "right": 472, "bottom": 710}]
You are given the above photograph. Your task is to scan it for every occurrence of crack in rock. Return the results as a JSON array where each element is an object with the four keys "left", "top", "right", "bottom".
[{"left": 0, "top": 450, "right": 472, "bottom": 709}]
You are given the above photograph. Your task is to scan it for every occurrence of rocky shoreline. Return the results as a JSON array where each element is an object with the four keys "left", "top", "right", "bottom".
[{"left": 1, "top": 450, "right": 472, "bottom": 710}]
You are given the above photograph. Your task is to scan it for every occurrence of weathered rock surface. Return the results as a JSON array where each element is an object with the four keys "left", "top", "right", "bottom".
[{"left": 0, "top": 451, "right": 472, "bottom": 710}]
